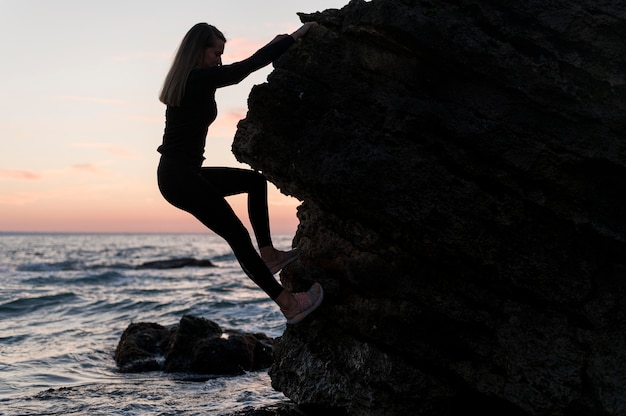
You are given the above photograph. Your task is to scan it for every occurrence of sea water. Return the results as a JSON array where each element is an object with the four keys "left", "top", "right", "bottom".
[{"left": 0, "top": 233, "right": 293, "bottom": 415}]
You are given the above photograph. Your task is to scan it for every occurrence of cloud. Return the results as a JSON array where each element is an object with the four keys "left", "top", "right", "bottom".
[
  {"left": 0, "top": 169, "right": 42, "bottom": 181},
  {"left": 0, "top": 164, "right": 126, "bottom": 207}
]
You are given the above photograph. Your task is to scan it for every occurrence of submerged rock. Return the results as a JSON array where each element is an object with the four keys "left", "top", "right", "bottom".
[
  {"left": 114, "top": 315, "right": 273, "bottom": 375},
  {"left": 136, "top": 258, "right": 216, "bottom": 269},
  {"left": 233, "top": 0, "right": 626, "bottom": 415}
]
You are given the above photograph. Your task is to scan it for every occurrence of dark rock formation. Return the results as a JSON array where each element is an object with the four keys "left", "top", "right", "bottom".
[
  {"left": 233, "top": 0, "right": 626, "bottom": 415},
  {"left": 229, "top": 403, "right": 308, "bottom": 416},
  {"left": 114, "top": 322, "right": 170, "bottom": 373},
  {"left": 137, "top": 258, "right": 216, "bottom": 269},
  {"left": 114, "top": 315, "right": 273, "bottom": 375}
]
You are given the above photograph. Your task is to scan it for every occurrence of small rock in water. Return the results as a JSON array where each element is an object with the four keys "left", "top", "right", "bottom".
[
  {"left": 137, "top": 258, "right": 216, "bottom": 269},
  {"left": 115, "top": 315, "right": 273, "bottom": 375}
]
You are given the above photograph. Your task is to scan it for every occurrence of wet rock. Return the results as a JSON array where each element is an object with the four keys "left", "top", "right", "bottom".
[
  {"left": 137, "top": 258, "right": 216, "bottom": 269},
  {"left": 114, "top": 315, "right": 273, "bottom": 375},
  {"left": 114, "top": 322, "right": 170, "bottom": 373}
]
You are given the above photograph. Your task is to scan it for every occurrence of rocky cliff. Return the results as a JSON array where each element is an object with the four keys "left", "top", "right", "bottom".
[{"left": 233, "top": 0, "right": 626, "bottom": 415}]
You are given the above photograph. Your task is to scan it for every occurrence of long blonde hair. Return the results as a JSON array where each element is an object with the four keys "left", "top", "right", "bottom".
[{"left": 159, "top": 23, "right": 226, "bottom": 106}]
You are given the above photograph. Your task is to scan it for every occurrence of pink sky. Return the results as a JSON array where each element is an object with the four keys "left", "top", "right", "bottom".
[{"left": 0, "top": 1, "right": 345, "bottom": 234}]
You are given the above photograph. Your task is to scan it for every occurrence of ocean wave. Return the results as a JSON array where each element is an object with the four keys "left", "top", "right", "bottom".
[
  {"left": 17, "top": 261, "right": 85, "bottom": 272},
  {"left": 212, "top": 253, "right": 237, "bottom": 262},
  {"left": 75, "top": 271, "right": 127, "bottom": 285},
  {"left": 0, "top": 292, "right": 78, "bottom": 317},
  {"left": 15, "top": 258, "right": 221, "bottom": 273},
  {"left": 0, "top": 333, "right": 29, "bottom": 346},
  {"left": 0, "top": 233, "right": 288, "bottom": 414},
  {"left": 20, "top": 271, "right": 127, "bottom": 288}
]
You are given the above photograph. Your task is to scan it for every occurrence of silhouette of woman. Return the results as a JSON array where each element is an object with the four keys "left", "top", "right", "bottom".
[{"left": 157, "top": 22, "right": 323, "bottom": 324}]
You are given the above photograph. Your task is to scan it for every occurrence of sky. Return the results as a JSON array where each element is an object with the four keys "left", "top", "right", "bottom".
[{"left": 0, "top": 0, "right": 348, "bottom": 234}]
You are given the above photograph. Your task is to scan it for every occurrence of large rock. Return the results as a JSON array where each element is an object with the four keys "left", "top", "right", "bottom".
[
  {"left": 233, "top": 0, "right": 626, "bottom": 415},
  {"left": 114, "top": 315, "right": 273, "bottom": 375}
]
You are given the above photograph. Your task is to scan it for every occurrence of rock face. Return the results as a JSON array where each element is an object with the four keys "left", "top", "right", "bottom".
[
  {"left": 232, "top": 0, "right": 626, "bottom": 415},
  {"left": 114, "top": 315, "right": 273, "bottom": 375}
]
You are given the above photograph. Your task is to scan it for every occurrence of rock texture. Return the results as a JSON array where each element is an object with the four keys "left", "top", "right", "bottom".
[
  {"left": 114, "top": 315, "right": 273, "bottom": 375},
  {"left": 232, "top": 0, "right": 626, "bottom": 415}
]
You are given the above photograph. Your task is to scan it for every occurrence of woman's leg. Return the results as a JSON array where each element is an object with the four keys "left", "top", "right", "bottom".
[
  {"left": 206, "top": 206, "right": 284, "bottom": 300},
  {"left": 198, "top": 167, "right": 272, "bottom": 248},
  {"left": 199, "top": 168, "right": 300, "bottom": 273},
  {"left": 159, "top": 163, "right": 322, "bottom": 323},
  {"left": 159, "top": 164, "right": 283, "bottom": 299}
]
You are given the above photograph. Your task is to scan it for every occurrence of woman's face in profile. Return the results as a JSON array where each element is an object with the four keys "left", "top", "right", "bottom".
[{"left": 201, "top": 39, "right": 225, "bottom": 68}]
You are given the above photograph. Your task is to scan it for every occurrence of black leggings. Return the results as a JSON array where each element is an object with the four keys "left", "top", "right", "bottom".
[{"left": 157, "top": 155, "right": 284, "bottom": 299}]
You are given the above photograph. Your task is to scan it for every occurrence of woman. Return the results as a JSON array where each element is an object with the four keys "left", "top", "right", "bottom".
[{"left": 157, "top": 22, "right": 323, "bottom": 324}]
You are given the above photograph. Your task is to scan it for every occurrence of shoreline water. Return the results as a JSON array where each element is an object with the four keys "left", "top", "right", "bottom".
[{"left": 0, "top": 233, "right": 293, "bottom": 415}]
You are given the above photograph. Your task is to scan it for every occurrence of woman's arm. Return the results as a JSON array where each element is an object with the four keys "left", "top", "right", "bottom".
[
  {"left": 202, "top": 22, "right": 319, "bottom": 89},
  {"left": 290, "top": 22, "right": 318, "bottom": 40},
  {"left": 266, "top": 22, "right": 319, "bottom": 45}
]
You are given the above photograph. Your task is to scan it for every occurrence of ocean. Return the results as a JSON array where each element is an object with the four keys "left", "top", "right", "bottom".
[{"left": 0, "top": 233, "right": 294, "bottom": 415}]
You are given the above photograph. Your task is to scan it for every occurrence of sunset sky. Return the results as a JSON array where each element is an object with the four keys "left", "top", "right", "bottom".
[{"left": 0, "top": 0, "right": 347, "bottom": 234}]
